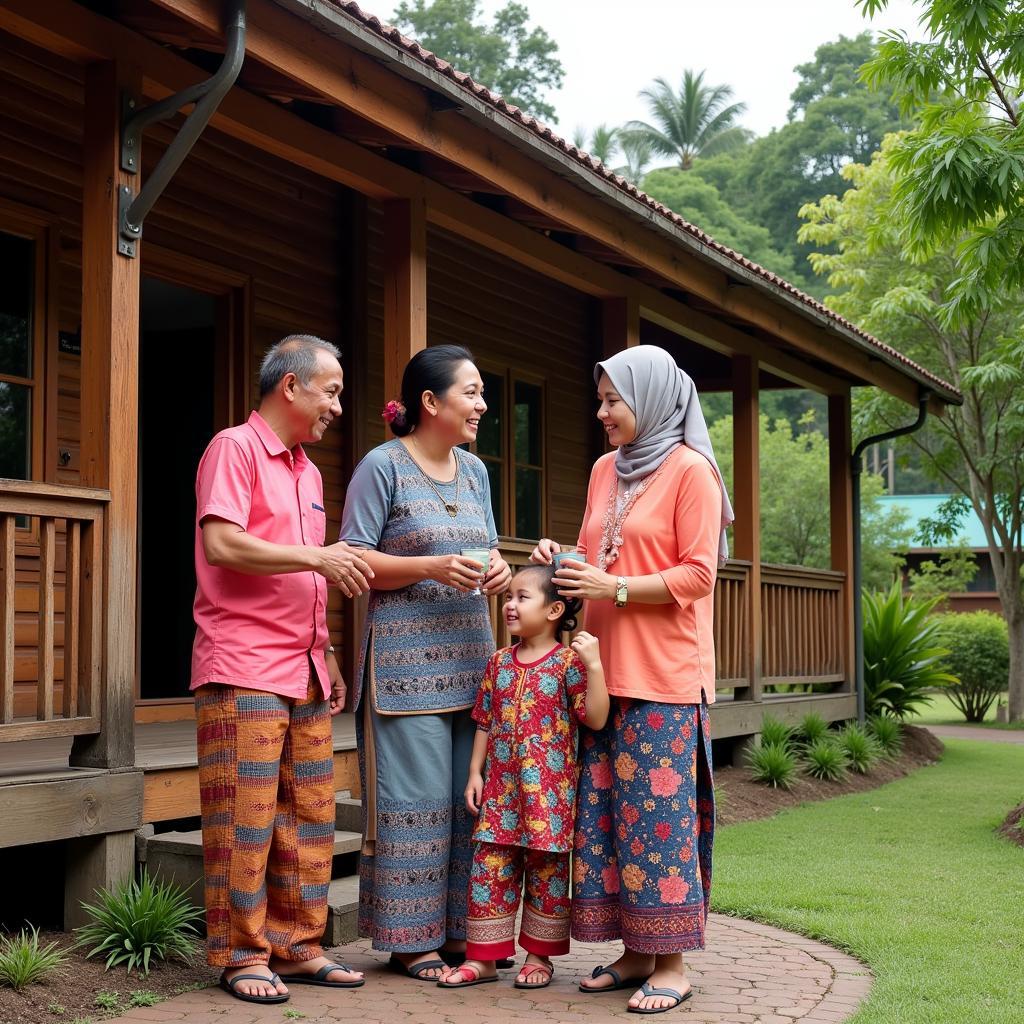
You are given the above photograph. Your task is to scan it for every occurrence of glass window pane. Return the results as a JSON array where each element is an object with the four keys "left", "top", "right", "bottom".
[
  {"left": 477, "top": 370, "right": 503, "bottom": 458},
  {"left": 0, "top": 232, "right": 33, "bottom": 379},
  {"left": 515, "top": 466, "right": 541, "bottom": 539},
  {"left": 484, "top": 458, "right": 502, "bottom": 534},
  {"left": 0, "top": 381, "right": 30, "bottom": 479},
  {"left": 514, "top": 381, "right": 542, "bottom": 465}
]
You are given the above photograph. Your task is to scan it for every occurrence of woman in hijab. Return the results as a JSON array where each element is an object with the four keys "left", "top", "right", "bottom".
[{"left": 531, "top": 344, "right": 732, "bottom": 1015}]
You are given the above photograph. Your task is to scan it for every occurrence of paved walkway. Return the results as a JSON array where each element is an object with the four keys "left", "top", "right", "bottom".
[
  {"left": 926, "top": 724, "right": 1024, "bottom": 744},
  {"left": 105, "top": 915, "right": 871, "bottom": 1024}
]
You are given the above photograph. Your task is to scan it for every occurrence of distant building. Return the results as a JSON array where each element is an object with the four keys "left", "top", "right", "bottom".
[{"left": 878, "top": 494, "right": 999, "bottom": 614}]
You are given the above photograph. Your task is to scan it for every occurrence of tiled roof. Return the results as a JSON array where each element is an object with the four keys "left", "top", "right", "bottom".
[{"left": 313, "top": 0, "right": 960, "bottom": 403}]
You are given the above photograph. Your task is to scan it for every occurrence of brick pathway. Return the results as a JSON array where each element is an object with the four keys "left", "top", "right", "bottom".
[{"left": 105, "top": 915, "right": 871, "bottom": 1024}]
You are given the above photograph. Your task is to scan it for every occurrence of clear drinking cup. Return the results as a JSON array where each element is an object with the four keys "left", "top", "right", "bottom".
[{"left": 461, "top": 547, "right": 491, "bottom": 595}]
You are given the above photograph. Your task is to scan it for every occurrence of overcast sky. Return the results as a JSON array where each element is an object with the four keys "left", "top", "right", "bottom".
[{"left": 473, "top": 0, "right": 929, "bottom": 144}]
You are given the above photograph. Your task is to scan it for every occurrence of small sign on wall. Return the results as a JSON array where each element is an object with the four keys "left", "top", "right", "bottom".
[{"left": 58, "top": 328, "right": 80, "bottom": 356}]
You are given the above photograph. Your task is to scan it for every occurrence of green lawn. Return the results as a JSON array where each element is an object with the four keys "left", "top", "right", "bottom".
[
  {"left": 908, "top": 690, "right": 1021, "bottom": 729},
  {"left": 715, "top": 739, "right": 1024, "bottom": 1024}
]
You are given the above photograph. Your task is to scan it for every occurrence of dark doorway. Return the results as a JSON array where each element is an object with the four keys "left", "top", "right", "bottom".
[{"left": 138, "top": 277, "right": 218, "bottom": 700}]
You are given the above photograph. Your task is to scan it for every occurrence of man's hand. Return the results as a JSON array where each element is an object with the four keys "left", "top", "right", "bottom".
[
  {"left": 318, "top": 542, "right": 374, "bottom": 597},
  {"left": 327, "top": 653, "right": 347, "bottom": 716}
]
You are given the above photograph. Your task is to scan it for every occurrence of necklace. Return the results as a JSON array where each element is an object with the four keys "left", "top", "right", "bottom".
[{"left": 407, "top": 439, "right": 461, "bottom": 517}]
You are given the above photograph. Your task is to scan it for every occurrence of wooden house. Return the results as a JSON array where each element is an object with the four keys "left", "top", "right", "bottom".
[{"left": 0, "top": 0, "right": 960, "bottom": 927}]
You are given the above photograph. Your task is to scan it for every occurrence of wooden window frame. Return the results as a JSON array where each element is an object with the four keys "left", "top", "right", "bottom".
[{"left": 473, "top": 363, "right": 547, "bottom": 542}]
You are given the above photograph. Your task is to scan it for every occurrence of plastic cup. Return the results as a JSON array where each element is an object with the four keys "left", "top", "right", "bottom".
[
  {"left": 461, "top": 547, "right": 491, "bottom": 595},
  {"left": 553, "top": 550, "right": 586, "bottom": 571}
]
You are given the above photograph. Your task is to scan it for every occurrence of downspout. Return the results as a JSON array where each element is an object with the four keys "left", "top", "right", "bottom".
[
  {"left": 851, "top": 390, "right": 931, "bottom": 723},
  {"left": 117, "top": 0, "right": 246, "bottom": 257}
]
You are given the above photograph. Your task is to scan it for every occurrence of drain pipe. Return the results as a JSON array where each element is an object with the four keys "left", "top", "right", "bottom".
[
  {"left": 117, "top": 0, "right": 246, "bottom": 257},
  {"left": 851, "top": 390, "right": 931, "bottom": 723}
]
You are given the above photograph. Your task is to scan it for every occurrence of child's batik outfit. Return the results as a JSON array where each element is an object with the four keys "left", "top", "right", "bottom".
[{"left": 465, "top": 643, "right": 588, "bottom": 961}]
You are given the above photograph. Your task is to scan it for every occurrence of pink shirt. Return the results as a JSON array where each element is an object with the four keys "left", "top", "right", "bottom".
[
  {"left": 190, "top": 411, "right": 330, "bottom": 699},
  {"left": 579, "top": 446, "right": 720, "bottom": 705}
]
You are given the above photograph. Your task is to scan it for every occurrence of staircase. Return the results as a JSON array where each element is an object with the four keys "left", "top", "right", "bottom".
[{"left": 137, "top": 793, "right": 364, "bottom": 945}]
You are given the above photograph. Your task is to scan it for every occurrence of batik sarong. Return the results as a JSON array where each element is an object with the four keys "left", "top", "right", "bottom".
[
  {"left": 572, "top": 698, "right": 714, "bottom": 954},
  {"left": 195, "top": 679, "right": 335, "bottom": 967}
]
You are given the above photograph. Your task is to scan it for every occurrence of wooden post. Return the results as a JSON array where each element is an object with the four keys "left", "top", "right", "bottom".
[
  {"left": 64, "top": 831, "right": 136, "bottom": 929},
  {"left": 72, "top": 61, "right": 141, "bottom": 770},
  {"left": 829, "top": 391, "right": 855, "bottom": 693},
  {"left": 382, "top": 198, "right": 427, "bottom": 407},
  {"left": 731, "top": 355, "right": 762, "bottom": 709},
  {"left": 601, "top": 295, "right": 639, "bottom": 360}
]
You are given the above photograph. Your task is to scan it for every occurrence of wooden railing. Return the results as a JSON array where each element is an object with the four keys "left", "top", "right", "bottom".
[
  {"left": 760, "top": 563, "right": 845, "bottom": 685},
  {"left": 0, "top": 481, "right": 109, "bottom": 742},
  {"left": 488, "top": 545, "right": 846, "bottom": 692}
]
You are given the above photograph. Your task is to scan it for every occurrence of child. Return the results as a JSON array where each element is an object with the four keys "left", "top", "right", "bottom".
[{"left": 439, "top": 564, "right": 609, "bottom": 990}]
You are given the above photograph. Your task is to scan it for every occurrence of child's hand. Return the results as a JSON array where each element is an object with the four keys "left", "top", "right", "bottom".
[
  {"left": 465, "top": 772, "right": 484, "bottom": 815},
  {"left": 570, "top": 630, "right": 602, "bottom": 669}
]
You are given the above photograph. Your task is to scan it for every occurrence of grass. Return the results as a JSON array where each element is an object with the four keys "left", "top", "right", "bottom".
[
  {"left": 715, "top": 739, "right": 1024, "bottom": 1023},
  {"left": 909, "top": 690, "right": 1021, "bottom": 729},
  {"left": 0, "top": 926, "right": 68, "bottom": 991}
]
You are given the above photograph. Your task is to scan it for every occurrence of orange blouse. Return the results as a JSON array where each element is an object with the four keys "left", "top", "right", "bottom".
[{"left": 577, "top": 445, "right": 721, "bottom": 705}]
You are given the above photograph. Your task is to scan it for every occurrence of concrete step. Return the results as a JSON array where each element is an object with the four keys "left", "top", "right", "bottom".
[
  {"left": 324, "top": 874, "right": 360, "bottom": 947},
  {"left": 140, "top": 827, "right": 362, "bottom": 860},
  {"left": 336, "top": 794, "right": 362, "bottom": 834}
]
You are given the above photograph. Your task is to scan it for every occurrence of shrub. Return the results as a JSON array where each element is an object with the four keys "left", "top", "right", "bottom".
[
  {"left": 862, "top": 582, "right": 956, "bottom": 720},
  {"left": 838, "top": 723, "right": 879, "bottom": 774},
  {"left": 934, "top": 612, "right": 1010, "bottom": 723},
  {"left": 802, "top": 737, "right": 849, "bottom": 781},
  {"left": 760, "top": 714, "right": 793, "bottom": 749},
  {"left": 746, "top": 741, "right": 799, "bottom": 789},
  {"left": 0, "top": 925, "right": 68, "bottom": 990},
  {"left": 75, "top": 870, "right": 202, "bottom": 976},
  {"left": 867, "top": 714, "right": 903, "bottom": 758},
  {"left": 795, "top": 712, "right": 829, "bottom": 747}
]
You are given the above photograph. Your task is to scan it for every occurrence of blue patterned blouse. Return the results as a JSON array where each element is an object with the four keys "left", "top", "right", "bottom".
[{"left": 340, "top": 439, "right": 498, "bottom": 714}]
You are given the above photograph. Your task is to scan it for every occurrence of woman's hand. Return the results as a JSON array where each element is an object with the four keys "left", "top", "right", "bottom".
[
  {"left": 465, "top": 771, "right": 484, "bottom": 815},
  {"left": 432, "top": 554, "right": 488, "bottom": 592},
  {"left": 570, "top": 630, "right": 602, "bottom": 671},
  {"left": 554, "top": 560, "right": 616, "bottom": 602},
  {"left": 482, "top": 550, "right": 512, "bottom": 595},
  {"left": 530, "top": 538, "right": 560, "bottom": 564}
]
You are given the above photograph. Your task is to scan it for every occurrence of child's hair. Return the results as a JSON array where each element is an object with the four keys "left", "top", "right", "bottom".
[{"left": 512, "top": 564, "right": 582, "bottom": 635}]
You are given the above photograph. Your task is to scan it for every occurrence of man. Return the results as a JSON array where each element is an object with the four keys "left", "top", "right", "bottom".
[{"left": 191, "top": 334, "right": 372, "bottom": 1004}]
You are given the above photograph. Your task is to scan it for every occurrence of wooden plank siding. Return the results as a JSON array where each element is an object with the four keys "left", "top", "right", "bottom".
[{"left": 0, "top": 29, "right": 355, "bottom": 713}]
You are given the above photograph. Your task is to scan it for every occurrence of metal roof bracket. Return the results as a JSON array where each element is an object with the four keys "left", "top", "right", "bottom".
[{"left": 117, "top": 0, "right": 246, "bottom": 258}]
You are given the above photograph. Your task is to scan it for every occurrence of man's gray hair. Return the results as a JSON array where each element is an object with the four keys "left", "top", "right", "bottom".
[{"left": 259, "top": 335, "right": 341, "bottom": 397}]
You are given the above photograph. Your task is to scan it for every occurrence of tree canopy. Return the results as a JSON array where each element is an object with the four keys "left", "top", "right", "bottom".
[{"left": 391, "top": 0, "right": 563, "bottom": 121}]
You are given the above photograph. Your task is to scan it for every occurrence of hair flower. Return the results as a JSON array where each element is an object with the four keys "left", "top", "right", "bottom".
[{"left": 382, "top": 399, "right": 406, "bottom": 425}]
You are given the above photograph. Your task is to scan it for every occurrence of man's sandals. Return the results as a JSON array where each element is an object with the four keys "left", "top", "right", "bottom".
[
  {"left": 218, "top": 971, "right": 289, "bottom": 1005},
  {"left": 276, "top": 962, "right": 365, "bottom": 988},
  {"left": 627, "top": 981, "right": 693, "bottom": 1015}
]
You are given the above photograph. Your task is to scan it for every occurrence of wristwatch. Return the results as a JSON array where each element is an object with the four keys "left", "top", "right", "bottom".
[
  {"left": 325, "top": 644, "right": 336, "bottom": 654},
  {"left": 614, "top": 576, "right": 628, "bottom": 608}
]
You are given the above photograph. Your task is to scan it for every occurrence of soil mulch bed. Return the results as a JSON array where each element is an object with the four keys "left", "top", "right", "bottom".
[
  {"left": 714, "top": 724, "right": 945, "bottom": 825},
  {"left": 0, "top": 935, "right": 219, "bottom": 1024},
  {"left": 997, "top": 801, "right": 1024, "bottom": 848},
  {"left": 1, "top": 726, "right": 945, "bottom": 1023}
]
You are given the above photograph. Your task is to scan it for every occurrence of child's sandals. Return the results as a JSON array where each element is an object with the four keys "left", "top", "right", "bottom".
[
  {"left": 437, "top": 962, "right": 498, "bottom": 988},
  {"left": 514, "top": 958, "right": 553, "bottom": 989}
]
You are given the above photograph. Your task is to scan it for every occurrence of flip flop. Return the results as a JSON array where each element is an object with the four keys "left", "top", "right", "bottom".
[
  {"left": 436, "top": 963, "right": 499, "bottom": 988},
  {"left": 441, "top": 949, "right": 515, "bottom": 970},
  {"left": 218, "top": 971, "right": 289, "bottom": 1004},
  {"left": 627, "top": 981, "right": 693, "bottom": 1014},
  {"left": 514, "top": 960, "right": 553, "bottom": 989},
  {"left": 277, "top": 962, "right": 365, "bottom": 988},
  {"left": 388, "top": 955, "right": 449, "bottom": 981},
  {"left": 579, "top": 964, "right": 649, "bottom": 993}
]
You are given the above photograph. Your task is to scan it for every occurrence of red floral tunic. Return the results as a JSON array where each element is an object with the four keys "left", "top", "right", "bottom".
[{"left": 471, "top": 643, "right": 588, "bottom": 853}]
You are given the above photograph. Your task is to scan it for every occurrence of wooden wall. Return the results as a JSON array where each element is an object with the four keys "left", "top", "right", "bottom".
[{"left": 0, "top": 30, "right": 352, "bottom": 713}]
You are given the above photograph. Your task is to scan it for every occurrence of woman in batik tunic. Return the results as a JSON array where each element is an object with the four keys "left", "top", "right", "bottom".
[
  {"left": 531, "top": 344, "right": 733, "bottom": 1013},
  {"left": 340, "top": 345, "right": 512, "bottom": 981}
]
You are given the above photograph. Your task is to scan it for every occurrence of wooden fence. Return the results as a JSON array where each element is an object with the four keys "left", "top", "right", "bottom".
[{"left": 0, "top": 481, "right": 108, "bottom": 741}]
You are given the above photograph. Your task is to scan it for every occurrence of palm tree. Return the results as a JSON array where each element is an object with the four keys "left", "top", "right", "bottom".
[
  {"left": 614, "top": 135, "right": 653, "bottom": 183},
  {"left": 571, "top": 123, "right": 620, "bottom": 167},
  {"left": 622, "top": 70, "right": 750, "bottom": 170}
]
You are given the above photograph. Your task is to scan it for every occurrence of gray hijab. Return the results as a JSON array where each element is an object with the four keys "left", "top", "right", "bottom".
[{"left": 595, "top": 345, "right": 735, "bottom": 562}]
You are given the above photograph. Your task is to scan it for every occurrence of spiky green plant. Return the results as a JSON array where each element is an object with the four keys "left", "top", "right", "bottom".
[
  {"left": 759, "top": 714, "right": 794, "bottom": 749},
  {"left": 74, "top": 870, "right": 202, "bottom": 976},
  {"left": 802, "top": 738, "right": 850, "bottom": 782},
  {"left": 862, "top": 582, "right": 956, "bottom": 720},
  {"left": 867, "top": 714, "right": 903, "bottom": 758},
  {"left": 838, "top": 723, "right": 880, "bottom": 774},
  {"left": 0, "top": 925, "right": 68, "bottom": 990},
  {"left": 795, "top": 711, "right": 829, "bottom": 747},
  {"left": 746, "top": 741, "right": 799, "bottom": 789}
]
